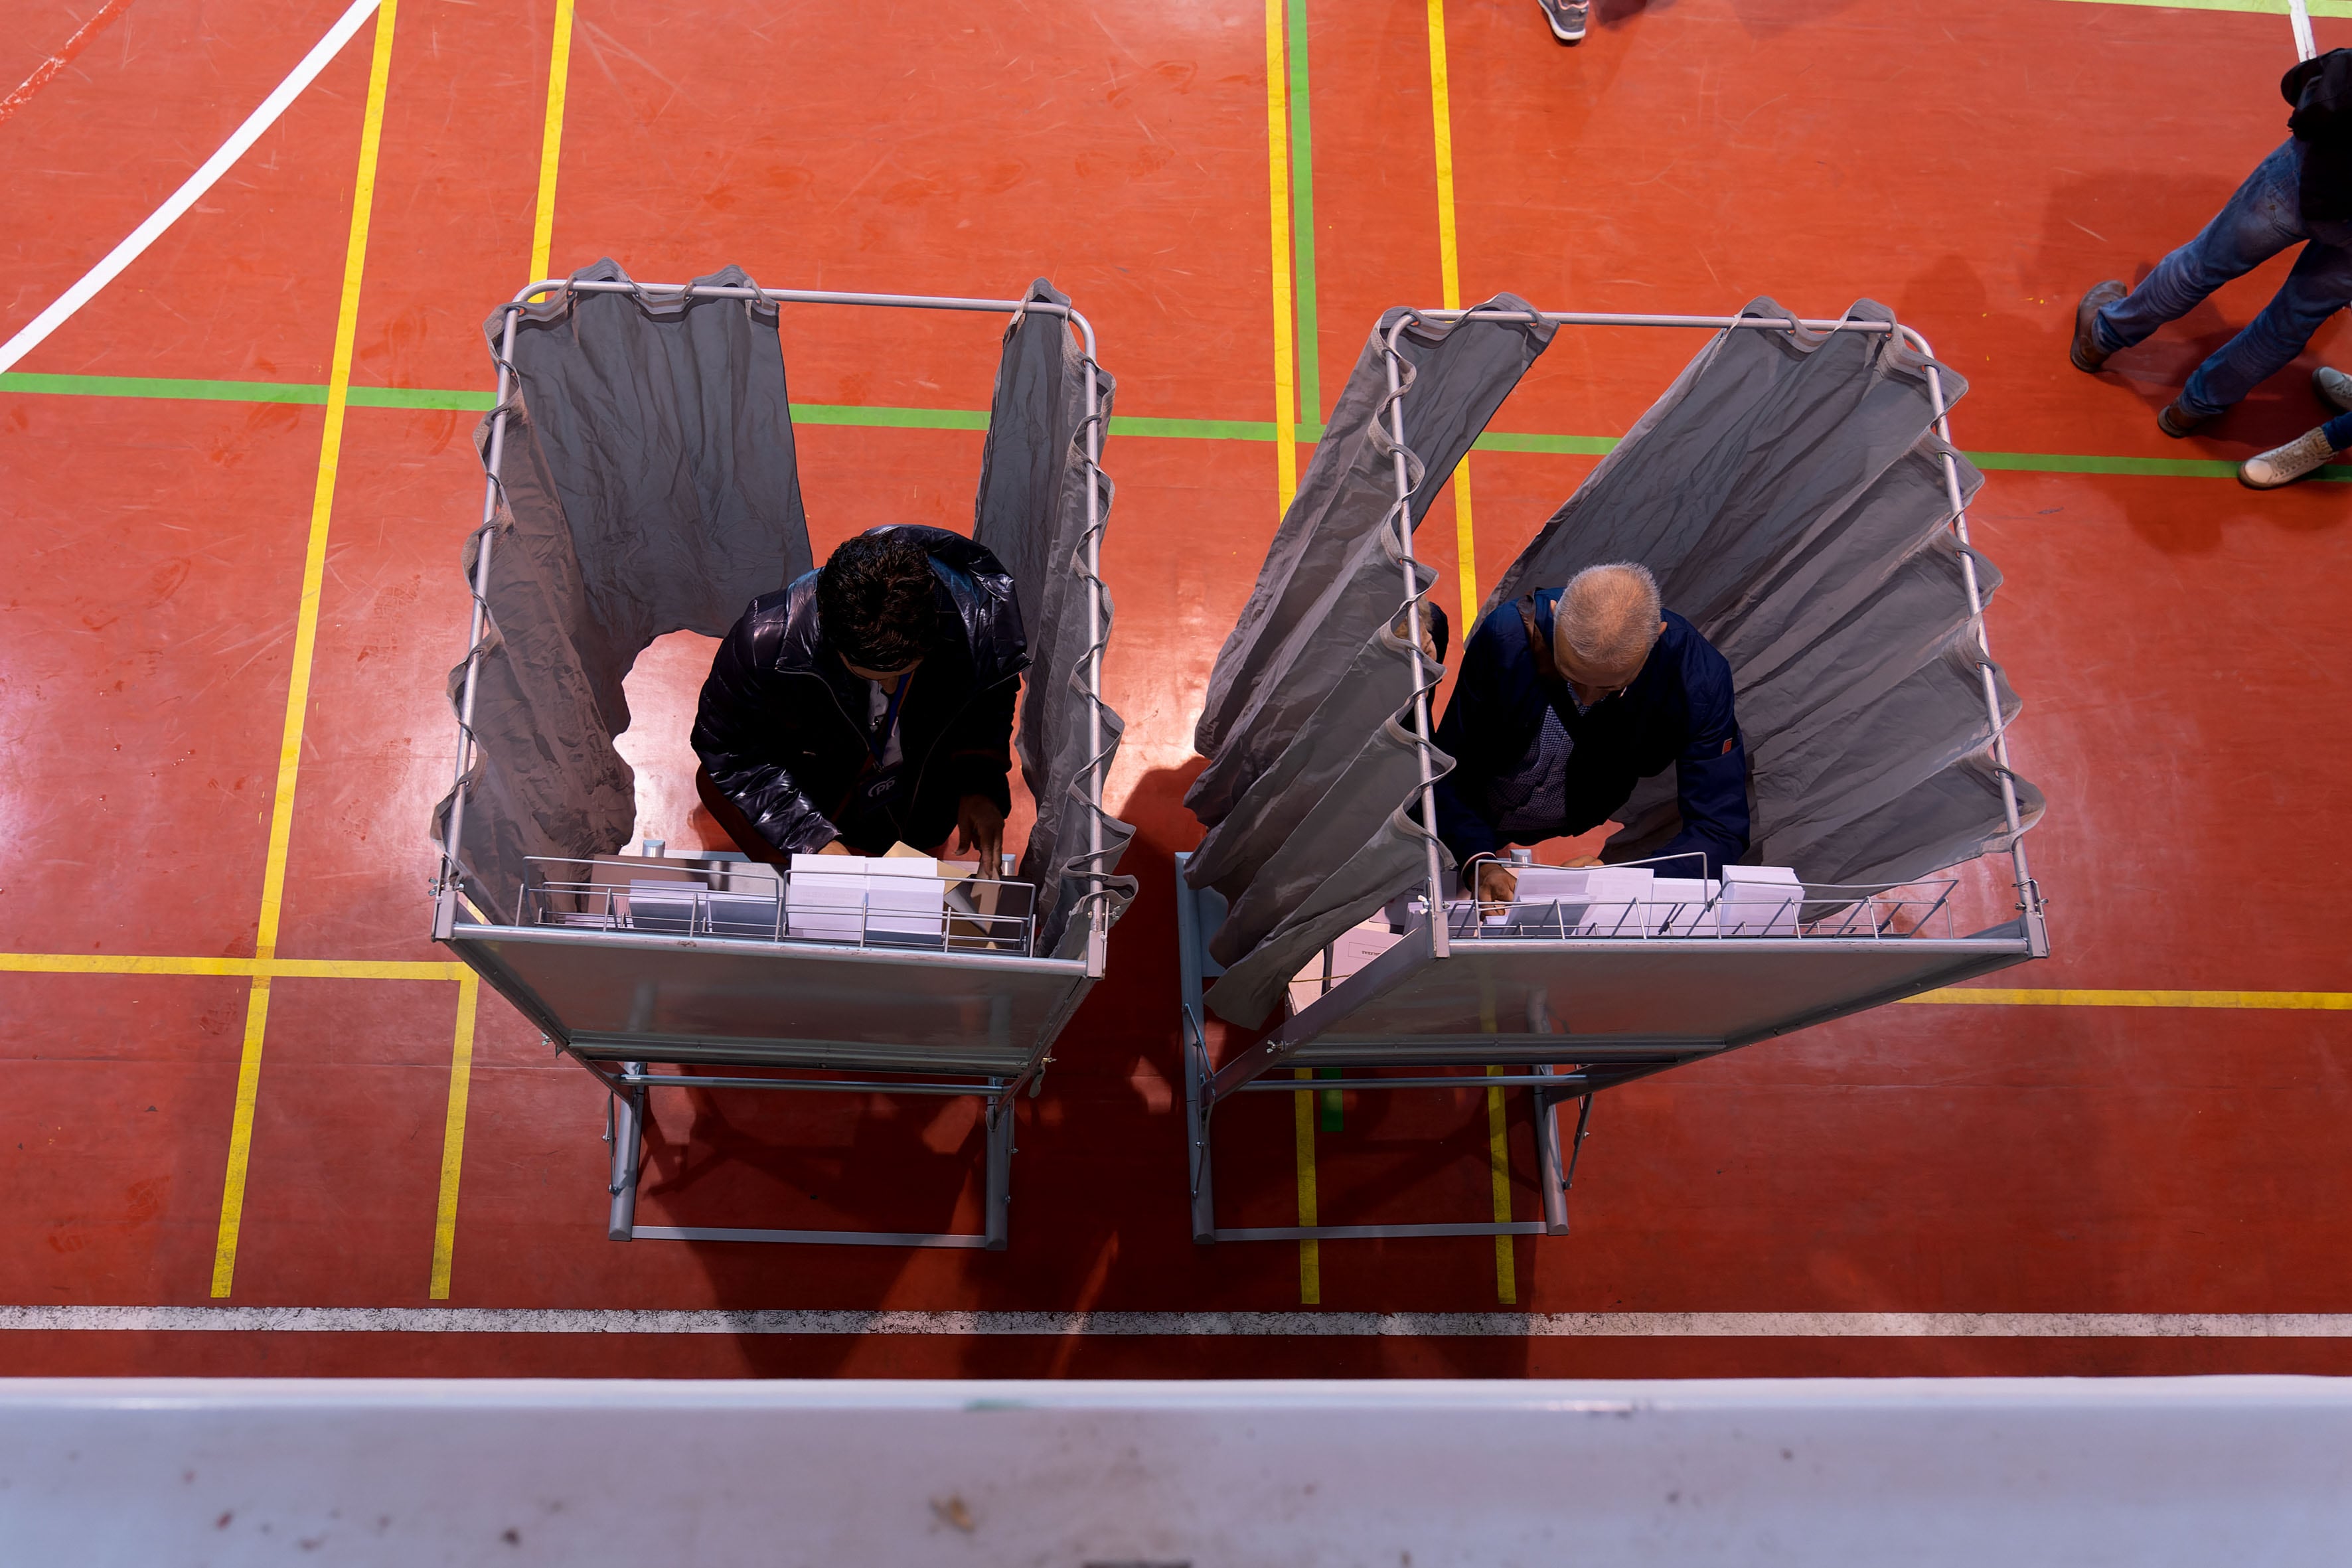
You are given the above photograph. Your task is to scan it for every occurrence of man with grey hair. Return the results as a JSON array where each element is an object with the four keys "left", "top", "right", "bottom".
[{"left": 1432, "top": 562, "right": 1749, "bottom": 908}]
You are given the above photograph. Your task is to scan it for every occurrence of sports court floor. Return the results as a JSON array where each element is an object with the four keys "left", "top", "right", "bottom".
[{"left": 4, "top": 0, "right": 2351, "bottom": 1377}]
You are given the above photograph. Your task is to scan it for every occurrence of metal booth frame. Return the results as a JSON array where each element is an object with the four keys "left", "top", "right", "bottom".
[
  {"left": 1177, "top": 305, "right": 2050, "bottom": 1247},
  {"left": 433, "top": 277, "right": 1114, "bottom": 1251}
]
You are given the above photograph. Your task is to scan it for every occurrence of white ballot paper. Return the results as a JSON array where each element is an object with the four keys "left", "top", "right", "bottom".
[{"left": 1719, "top": 864, "right": 1802, "bottom": 935}]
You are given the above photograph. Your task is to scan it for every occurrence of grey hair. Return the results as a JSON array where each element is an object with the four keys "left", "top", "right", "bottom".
[{"left": 1557, "top": 562, "right": 1663, "bottom": 670}]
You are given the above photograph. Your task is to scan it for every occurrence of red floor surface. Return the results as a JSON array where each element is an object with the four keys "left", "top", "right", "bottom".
[{"left": 5, "top": 0, "right": 2351, "bottom": 1377}]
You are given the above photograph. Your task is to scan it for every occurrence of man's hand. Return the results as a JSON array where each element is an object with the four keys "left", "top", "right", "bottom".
[
  {"left": 817, "top": 838, "right": 854, "bottom": 856},
  {"left": 955, "top": 795, "right": 1006, "bottom": 872},
  {"left": 1476, "top": 860, "right": 1518, "bottom": 913}
]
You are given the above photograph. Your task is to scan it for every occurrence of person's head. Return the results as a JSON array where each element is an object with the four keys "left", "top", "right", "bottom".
[
  {"left": 1553, "top": 562, "right": 1664, "bottom": 699},
  {"left": 819, "top": 531, "right": 938, "bottom": 679}
]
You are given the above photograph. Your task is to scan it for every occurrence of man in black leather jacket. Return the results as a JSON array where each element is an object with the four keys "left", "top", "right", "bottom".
[{"left": 692, "top": 525, "right": 1028, "bottom": 868}]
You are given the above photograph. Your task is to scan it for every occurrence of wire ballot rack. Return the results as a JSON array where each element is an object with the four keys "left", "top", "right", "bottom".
[
  {"left": 1177, "top": 305, "right": 2049, "bottom": 1247},
  {"left": 433, "top": 275, "right": 1123, "bottom": 1250}
]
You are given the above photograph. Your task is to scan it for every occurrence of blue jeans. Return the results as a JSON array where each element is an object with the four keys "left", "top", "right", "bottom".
[{"left": 2095, "top": 138, "right": 2352, "bottom": 418}]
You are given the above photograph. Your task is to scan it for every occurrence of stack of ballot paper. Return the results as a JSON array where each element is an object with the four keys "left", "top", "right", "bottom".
[
  {"left": 786, "top": 853, "right": 948, "bottom": 945},
  {"left": 627, "top": 877, "right": 782, "bottom": 937},
  {"left": 1717, "top": 864, "right": 1803, "bottom": 935},
  {"left": 1504, "top": 864, "right": 1660, "bottom": 936}
]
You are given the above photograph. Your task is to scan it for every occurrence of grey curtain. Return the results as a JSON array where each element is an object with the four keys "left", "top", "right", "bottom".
[
  {"left": 431, "top": 260, "right": 813, "bottom": 918},
  {"left": 971, "top": 281, "right": 1138, "bottom": 957},
  {"left": 1190, "top": 297, "right": 1555, "bottom": 783},
  {"left": 1184, "top": 299, "right": 1547, "bottom": 1026},
  {"left": 1490, "top": 297, "right": 2041, "bottom": 890}
]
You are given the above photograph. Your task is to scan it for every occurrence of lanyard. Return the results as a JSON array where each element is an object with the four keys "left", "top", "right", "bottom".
[{"left": 865, "top": 670, "right": 913, "bottom": 765}]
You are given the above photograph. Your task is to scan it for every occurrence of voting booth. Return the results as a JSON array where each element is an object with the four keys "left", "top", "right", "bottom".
[
  {"left": 1176, "top": 297, "right": 2049, "bottom": 1246},
  {"left": 430, "top": 264, "right": 1135, "bottom": 1249}
]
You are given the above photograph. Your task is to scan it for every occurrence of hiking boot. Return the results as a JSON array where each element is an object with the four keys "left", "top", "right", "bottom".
[
  {"left": 2071, "top": 280, "right": 2126, "bottom": 372},
  {"left": 2156, "top": 397, "right": 2213, "bottom": 438},
  {"left": 1537, "top": 0, "right": 1589, "bottom": 41},
  {"left": 2315, "top": 364, "right": 2352, "bottom": 414},
  {"left": 2239, "top": 425, "right": 2339, "bottom": 489}
]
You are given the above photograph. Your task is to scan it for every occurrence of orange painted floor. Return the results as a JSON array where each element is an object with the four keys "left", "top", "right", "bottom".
[{"left": 5, "top": 0, "right": 2352, "bottom": 1377}]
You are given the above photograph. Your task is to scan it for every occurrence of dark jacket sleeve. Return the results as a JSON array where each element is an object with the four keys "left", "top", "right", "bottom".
[
  {"left": 1652, "top": 645, "right": 1750, "bottom": 879},
  {"left": 944, "top": 673, "right": 1018, "bottom": 815},
  {"left": 1431, "top": 616, "right": 1508, "bottom": 879},
  {"left": 691, "top": 610, "right": 839, "bottom": 855}
]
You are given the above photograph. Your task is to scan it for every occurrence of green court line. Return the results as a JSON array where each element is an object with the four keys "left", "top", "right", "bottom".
[
  {"left": 9, "top": 368, "right": 2350, "bottom": 480},
  {"left": 1472, "top": 431, "right": 1618, "bottom": 455},
  {"left": 793, "top": 402, "right": 988, "bottom": 431},
  {"left": 2055, "top": 0, "right": 2352, "bottom": 15},
  {"left": 1287, "top": 0, "right": 1323, "bottom": 431},
  {"left": 0, "top": 371, "right": 498, "bottom": 410}
]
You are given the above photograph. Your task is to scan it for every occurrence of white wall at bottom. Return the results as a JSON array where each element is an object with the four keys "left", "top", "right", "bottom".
[{"left": 3, "top": 1375, "right": 2347, "bottom": 1566}]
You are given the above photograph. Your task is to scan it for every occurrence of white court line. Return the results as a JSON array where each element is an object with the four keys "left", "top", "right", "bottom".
[
  {"left": 5, "top": 1306, "right": 2352, "bottom": 1337},
  {"left": 0, "top": 0, "right": 385, "bottom": 374}
]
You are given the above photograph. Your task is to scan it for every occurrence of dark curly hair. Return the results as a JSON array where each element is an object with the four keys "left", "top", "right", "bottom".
[{"left": 818, "top": 531, "right": 939, "bottom": 672}]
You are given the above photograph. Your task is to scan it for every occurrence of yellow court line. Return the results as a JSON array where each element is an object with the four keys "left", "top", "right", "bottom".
[
  {"left": 1485, "top": 1066, "right": 1515, "bottom": 1306},
  {"left": 0, "top": 953, "right": 463, "bottom": 981},
  {"left": 428, "top": 971, "right": 479, "bottom": 1300},
  {"left": 1905, "top": 987, "right": 2352, "bottom": 1010},
  {"left": 1431, "top": 0, "right": 1510, "bottom": 1302},
  {"left": 1293, "top": 1067, "right": 1321, "bottom": 1304},
  {"left": 1425, "top": 0, "right": 1480, "bottom": 631},
  {"left": 1270, "top": 0, "right": 1309, "bottom": 1306},
  {"left": 212, "top": 0, "right": 401, "bottom": 1301},
  {"left": 527, "top": 0, "right": 576, "bottom": 283},
  {"left": 1264, "top": 0, "right": 1300, "bottom": 515}
]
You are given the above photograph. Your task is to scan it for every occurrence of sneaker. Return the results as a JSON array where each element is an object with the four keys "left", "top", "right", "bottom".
[
  {"left": 2156, "top": 397, "right": 2212, "bottom": 438},
  {"left": 1537, "top": 0, "right": 1589, "bottom": 41},
  {"left": 2070, "top": 280, "right": 2126, "bottom": 372},
  {"left": 2315, "top": 364, "right": 2352, "bottom": 414},
  {"left": 2239, "top": 425, "right": 2339, "bottom": 489}
]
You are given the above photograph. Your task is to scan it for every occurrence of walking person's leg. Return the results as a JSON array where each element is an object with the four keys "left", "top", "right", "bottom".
[
  {"left": 2172, "top": 234, "right": 2352, "bottom": 427},
  {"left": 2073, "top": 139, "right": 2307, "bottom": 371}
]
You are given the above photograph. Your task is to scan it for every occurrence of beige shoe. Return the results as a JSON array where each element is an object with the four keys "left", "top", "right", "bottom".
[
  {"left": 2315, "top": 365, "right": 2352, "bottom": 415},
  {"left": 2238, "top": 425, "right": 2340, "bottom": 489}
]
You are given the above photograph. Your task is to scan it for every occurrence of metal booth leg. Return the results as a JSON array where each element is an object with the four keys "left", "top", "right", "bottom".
[
  {"left": 983, "top": 1083, "right": 1015, "bottom": 1251},
  {"left": 1533, "top": 1080, "right": 1571, "bottom": 1237},
  {"left": 1183, "top": 1006, "right": 1217, "bottom": 1244},
  {"left": 606, "top": 1061, "right": 646, "bottom": 1241},
  {"left": 1533, "top": 1089, "right": 1595, "bottom": 1237}
]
